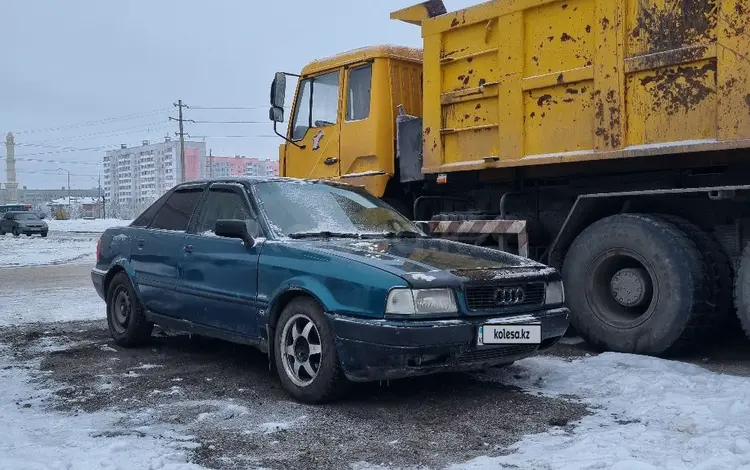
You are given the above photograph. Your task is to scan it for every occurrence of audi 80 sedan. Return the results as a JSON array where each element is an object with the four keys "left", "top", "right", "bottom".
[{"left": 91, "top": 177, "right": 569, "bottom": 403}]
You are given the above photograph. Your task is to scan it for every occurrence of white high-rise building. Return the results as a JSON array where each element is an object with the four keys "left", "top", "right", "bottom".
[{"left": 103, "top": 138, "right": 206, "bottom": 218}]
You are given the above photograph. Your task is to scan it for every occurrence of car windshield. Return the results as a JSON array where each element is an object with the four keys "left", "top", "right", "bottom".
[
  {"left": 253, "top": 181, "right": 423, "bottom": 238},
  {"left": 14, "top": 213, "right": 39, "bottom": 221}
]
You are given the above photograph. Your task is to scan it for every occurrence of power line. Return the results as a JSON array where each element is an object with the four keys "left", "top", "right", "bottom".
[
  {"left": 24, "top": 122, "right": 173, "bottom": 145},
  {"left": 188, "top": 134, "right": 278, "bottom": 139},
  {"left": 1, "top": 156, "right": 102, "bottom": 166},
  {"left": 13, "top": 108, "right": 170, "bottom": 135},
  {"left": 15, "top": 169, "right": 101, "bottom": 177},
  {"left": 192, "top": 120, "right": 266, "bottom": 124},
  {"left": 188, "top": 105, "right": 267, "bottom": 110}
]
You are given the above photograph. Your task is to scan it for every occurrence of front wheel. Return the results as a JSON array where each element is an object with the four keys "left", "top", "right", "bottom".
[
  {"left": 106, "top": 272, "right": 154, "bottom": 347},
  {"left": 12, "top": 228, "right": 19, "bottom": 237},
  {"left": 274, "top": 297, "right": 350, "bottom": 403}
]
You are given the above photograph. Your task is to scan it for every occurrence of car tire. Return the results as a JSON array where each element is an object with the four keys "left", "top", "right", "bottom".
[
  {"left": 274, "top": 297, "right": 350, "bottom": 403},
  {"left": 106, "top": 272, "right": 154, "bottom": 347},
  {"left": 734, "top": 243, "right": 750, "bottom": 340},
  {"left": 12, "top": 228, "right": 19, "bottom": 237},
  {"left": 41, "top": 232, "right": 48, "bottom": 238},
  {"left": 562, "top": 213, "right": 712, "bottom": 356}
]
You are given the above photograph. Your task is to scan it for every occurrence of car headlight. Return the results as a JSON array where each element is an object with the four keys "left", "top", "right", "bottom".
[
  {"left": 386, "top": 288, "right": 458, "bottom": 315},
  {"left": 545, "top": 281, "right": 565, "bottom": 305}
]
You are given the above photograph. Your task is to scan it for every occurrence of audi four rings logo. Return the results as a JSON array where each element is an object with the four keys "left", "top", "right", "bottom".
[{"left": 494, "top": 287, "right": 526, "bottom": 305}]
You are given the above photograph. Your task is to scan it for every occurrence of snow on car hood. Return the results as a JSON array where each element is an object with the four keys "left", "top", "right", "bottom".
[{"left": 296, "top": 238, "right": 554, "bottom": 288}]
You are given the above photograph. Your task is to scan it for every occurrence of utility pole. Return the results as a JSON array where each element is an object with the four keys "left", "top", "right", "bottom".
[
  {"left": 209, "top": 149, "right": 213, "bottom": 179},
  {"left": 173, "top": 100, "right": 188, "bottom": 183}
]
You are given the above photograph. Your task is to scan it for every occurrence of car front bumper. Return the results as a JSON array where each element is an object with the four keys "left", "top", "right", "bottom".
[{"left": 328, "top": 307, "right": 570, "bottom": 382}]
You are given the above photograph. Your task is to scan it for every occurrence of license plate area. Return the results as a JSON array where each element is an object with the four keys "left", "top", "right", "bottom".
[{"left": 477, "top": 324, "right": 541, "bottom": 345}]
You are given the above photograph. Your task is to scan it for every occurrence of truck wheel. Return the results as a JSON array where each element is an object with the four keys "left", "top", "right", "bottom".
[
  {"left": 562, "top": 213, "right": 711, "bottom": 356},
  {"left": 733, "top": 243, "right": 750, "bottom": 340},
  {"left": 274, "top": 297, "right": 350, "bottom": 403},
  {"left": 651, "top": 214, "right": 733, "bottom": 328},
  {"left": 106, "top": 272, "right": 154, "bottom": 347}
]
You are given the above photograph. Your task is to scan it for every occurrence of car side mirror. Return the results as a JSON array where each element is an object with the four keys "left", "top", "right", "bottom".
[
  {"left": 269, "top": 106, "right": 284, "bottom": 123},
  {"left": 270, "top": 72, "right": 286, "bottom": 109},
  {"left": 215, "top": 219, "right": 255, "bottom": 246}
]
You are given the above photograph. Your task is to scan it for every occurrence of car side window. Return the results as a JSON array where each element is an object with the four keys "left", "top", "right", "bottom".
[
  {"left": 149, "top": 187, "right": 204, "bottom": 232},
  {"left": 195, "top": 187, "right": 260, "bottom": 237}
]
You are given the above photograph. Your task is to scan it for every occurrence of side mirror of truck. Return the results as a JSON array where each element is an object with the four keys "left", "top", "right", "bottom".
[
  {"left": 270, "top": 72, "right": 286, "bottom": 109},
  {"left": 269, "top": 106, "right": 284, "bottom": 123}
]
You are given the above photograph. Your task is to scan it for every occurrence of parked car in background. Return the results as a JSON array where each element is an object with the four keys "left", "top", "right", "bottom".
[
  {"left": 91, "top": 177, "right": 569, "bottom": 403},
  {"left": 0, "top": 211, "right": 48, "bottom": 237}
]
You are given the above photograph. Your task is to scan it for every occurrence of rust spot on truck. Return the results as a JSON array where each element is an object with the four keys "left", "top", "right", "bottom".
[
  {"left": 745, "top": 94, "right": 750, "bottom": 109},
  {"left": 586, "top": 25, "right": 592, "bottom": 33},
  {"left": 601, "top": 17, "right": 610, "bottom": 30},
  {"left": 639, "top": 62, "right": 717, "bottom": 115},
  {"left": 560, "top": 32, "right": 576, "bottom": 42},
  {"left": 565, "top": 88, "right": 580, "bottom": 95},
  {"left": 451, "top": 18, "right": 460, "bottom": 27},
  {"left": 557, "top": 74, "right": 565, "bottom": 84},
  {"left": 478, "top": 78, "right": 487, "bottom": 86},
  {"left": 475, "top": 104, "right": 482, "bottom": 110},
  {"left": 537, "top": 94, "right": 553, "bottom": 107},
  {"left": 632, "top": 0, "right": 716, "bottom": 54},
  {"left": 562, "top": 3, "right": 568, "bottom": 9},
  {"left": 424, "top": 127, "right": 431, "bottom": 136}
]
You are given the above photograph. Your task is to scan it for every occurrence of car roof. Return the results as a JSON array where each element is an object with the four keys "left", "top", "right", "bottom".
[
  {"left": 176, "top": 176, "right": 358, "bottom": 189},
  {"left": 6, "top": 211, "right": 33, "bottom": 215}
]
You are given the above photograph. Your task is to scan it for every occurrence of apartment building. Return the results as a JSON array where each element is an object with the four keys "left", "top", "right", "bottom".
[
  {"left": 207, "top": 155, "right": 280, "bottom": 178},
  {"left": 103, "top": 138, "right": 206, "bottom": 218}
]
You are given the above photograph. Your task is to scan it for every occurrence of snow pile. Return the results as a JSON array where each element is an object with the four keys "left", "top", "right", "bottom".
[
  {"left": 452, "top": 353, "right": 750, "bottom": 470},
  {"left": 0, "top": 355, "right": 207, "bottom": 469},
  {"left": 0, "top": 234, "right": 98, "bottom": 267},
  {"left": 0, "top": 284, "right": 103, "bottom": 326},
  {"left": 46, "top": 218, "right": 132, "bottom": 233}
]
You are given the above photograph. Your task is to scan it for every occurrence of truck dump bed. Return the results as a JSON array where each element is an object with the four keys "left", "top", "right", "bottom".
[{"left": 414, "top": 0, "right": 750, "bottom": 175}]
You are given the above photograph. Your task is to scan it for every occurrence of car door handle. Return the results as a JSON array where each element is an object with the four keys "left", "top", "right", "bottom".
[
  {"left": 136, "top": 239, "right": 145, "bottom": 250},
  {"left": 324, "top": 157, "right": 339, "bottom": 165},
  {"left": 183, "top": 245, "right": 194, "bottom": 253}
]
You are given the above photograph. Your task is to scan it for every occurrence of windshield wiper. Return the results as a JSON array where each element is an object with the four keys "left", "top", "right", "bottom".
[{"left": 288, "top": 231, "right": 361, "bottom": 239}]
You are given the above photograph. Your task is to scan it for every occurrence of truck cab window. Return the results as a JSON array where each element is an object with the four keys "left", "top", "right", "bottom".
[
  {"left": 290, "top": 71, "right": 340, "bottom": 141},
  {"left": 346, "top": 64, "right": 372, "bottom": 121}
]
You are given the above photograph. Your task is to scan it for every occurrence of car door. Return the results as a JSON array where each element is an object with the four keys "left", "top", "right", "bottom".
[
  {"left": 129, "top": 185, "right": 205, "bottom": 316},
  {"left": 283, "top": 70, "right": 342, "bottom": 180},
  {"left": 177, "top": 183, "right": 263, "bottom": 338}
]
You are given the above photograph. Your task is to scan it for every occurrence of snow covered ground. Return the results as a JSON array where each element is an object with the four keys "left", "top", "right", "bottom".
[
  {"left": 452, "top": 354, "right": 750, "bottom": 470},
  {"left": 0, "top": 234, "right": 98, "bottom": 268},
  {"left": 45, "top": 218, "right": 131, "bottom": 233},
  {"left": 0, "top": 353, "right": 207, "bottom": 470},
  {"left": 0, "top": 219, "right": 132, "bottom": 268}
]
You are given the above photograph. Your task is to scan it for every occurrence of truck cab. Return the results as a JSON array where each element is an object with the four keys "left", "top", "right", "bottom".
[{"left": 270, "top": 46, "right": 423, "bottom": 200}]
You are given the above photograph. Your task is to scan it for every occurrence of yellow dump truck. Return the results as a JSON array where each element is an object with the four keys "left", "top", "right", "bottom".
[{"left": 268, "top": 0, "right": 750, "bottom": 356}]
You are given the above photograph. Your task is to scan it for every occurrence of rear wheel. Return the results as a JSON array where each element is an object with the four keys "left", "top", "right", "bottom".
[
  {"left": 274, "top": 297, "right": 350, "bottom": 403},
  {"left": 106, "top": 272, "right": 154, "bottom": 347},
  {"left": 12, "top": 227, "right": 19, "bottom": 237},
  {"left": 563, "top": 213, "right": 712, "bottom": 356}
]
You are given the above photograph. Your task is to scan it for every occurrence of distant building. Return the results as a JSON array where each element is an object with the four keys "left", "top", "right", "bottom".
[
  {"left": 206, "top": 155, "right": 279, "bottom": 179},
  {"left": 103, "top": 138, "right": 206, "bottom": 218},
  {"left": 47, "top": 196, "right": 104, "bottom": 219},
  {"left": 0, "top": 186, "right": 100, "bottom": 209}
]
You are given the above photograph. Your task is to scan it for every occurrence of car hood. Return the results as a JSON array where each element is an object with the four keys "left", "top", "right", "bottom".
[{"left": 295, "top": 237, "right": 555, "bottom": 288}]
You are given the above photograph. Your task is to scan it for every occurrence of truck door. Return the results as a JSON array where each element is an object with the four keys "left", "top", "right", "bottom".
[{"left": 284, "top": 70, "right": 341, "bottom": 180}]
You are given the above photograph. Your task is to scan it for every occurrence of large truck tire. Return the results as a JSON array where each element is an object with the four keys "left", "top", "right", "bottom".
[
  {"left": 733, "top": 243, "right": 750, "bottom": 340},
  {"left": 562, "top": 213, "right": 712, "bottom": 356},
  {"left": 651, "top": 214, "right": 733, "bottom": 326}
]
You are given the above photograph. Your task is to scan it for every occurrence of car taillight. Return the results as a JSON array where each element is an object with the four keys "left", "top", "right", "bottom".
[{"left": 96, "top": 238, "right": 102, "bottom": 260}]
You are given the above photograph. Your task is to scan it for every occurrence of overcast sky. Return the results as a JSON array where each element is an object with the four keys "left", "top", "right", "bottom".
[{"left": 0, "top": 0, "right": 477, "bottom": 190}]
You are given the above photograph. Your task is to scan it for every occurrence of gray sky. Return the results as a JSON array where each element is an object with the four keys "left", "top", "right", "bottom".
[{"left": 1, "top": 0, "right": 476, "bottom": 190}]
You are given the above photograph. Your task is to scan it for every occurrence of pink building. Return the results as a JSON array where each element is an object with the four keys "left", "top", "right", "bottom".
[{"left": 207, "top": 155, "right": 279, "bottom": 178}]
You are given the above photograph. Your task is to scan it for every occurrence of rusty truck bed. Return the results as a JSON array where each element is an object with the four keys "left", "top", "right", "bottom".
[{"left": 411, "top": 0, "right": 750, "bottom": 174}]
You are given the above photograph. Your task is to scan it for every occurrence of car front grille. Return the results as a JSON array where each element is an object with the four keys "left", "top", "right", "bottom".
[
  {"left": 458, "top": 344, "right": 538, "bottom": 363},
  {"left": 464, "top": 282, "right": 545, "bottom": 311}
]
